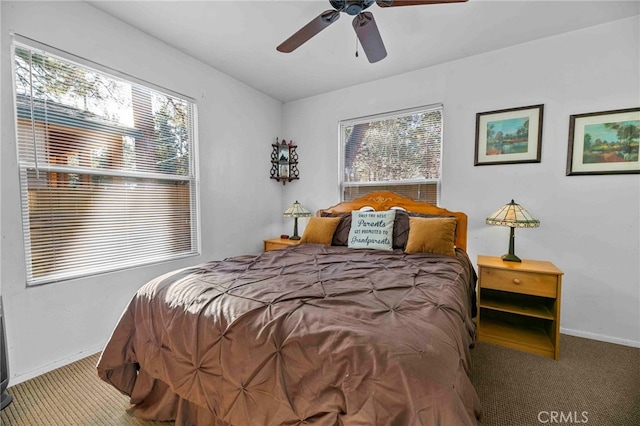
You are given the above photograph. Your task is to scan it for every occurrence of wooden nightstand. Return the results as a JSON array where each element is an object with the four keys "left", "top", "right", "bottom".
[
  {"left": 263, "top": 238, "right": 301, "bottom": 252},
  {"left": 477, "top": 255, "right": 563, "bottom": 360}
]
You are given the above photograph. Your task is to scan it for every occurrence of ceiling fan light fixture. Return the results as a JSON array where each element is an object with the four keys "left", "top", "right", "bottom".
[
  {"left": 348, "top": 1, "right": 376, "bottom": 15},
  {"left": 330, "top": 1, "right": 377, "bottom": 15}
]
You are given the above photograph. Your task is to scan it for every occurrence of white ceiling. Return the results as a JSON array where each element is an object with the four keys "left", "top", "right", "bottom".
[{"left": 87, "top": 0, "right": 639, "bottom": 103}]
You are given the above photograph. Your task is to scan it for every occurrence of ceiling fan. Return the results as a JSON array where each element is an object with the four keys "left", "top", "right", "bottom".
[{"left": 277, "top": 0, "right": 468, "bottom": 63}]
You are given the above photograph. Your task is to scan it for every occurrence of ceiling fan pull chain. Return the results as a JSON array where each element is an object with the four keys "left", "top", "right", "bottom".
[{"left": 355, "top": 35, "right": 359, "bottom": 57}]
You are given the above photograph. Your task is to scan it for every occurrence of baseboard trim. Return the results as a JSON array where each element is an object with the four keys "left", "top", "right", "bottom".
[
  {"left": 561, "top": 327, "right": 640, "bottom": 348},
  {"left": 9, "top": 345, "right": 103, "bottom": 386}
]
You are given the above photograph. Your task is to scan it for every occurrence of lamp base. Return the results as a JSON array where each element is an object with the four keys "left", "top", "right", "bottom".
[
  {"left": 289, "top": 217, "right": 301, "bottom": 240},
  {"left": 501, "top": 226, "right": 521, "bottom": 262},
  {"left": 501, "top": 253, "right": 522, "bottom": 262}
]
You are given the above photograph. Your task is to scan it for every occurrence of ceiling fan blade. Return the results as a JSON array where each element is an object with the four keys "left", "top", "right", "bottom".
[
  {"left": 352, "top": 12, "right": 387, "bottom": 63},
  {"left": 377, "top": 0, "right": 468, "bottom": 7},
  {"left": 277, "top": 10, "right": 340, "bottom": 53}
]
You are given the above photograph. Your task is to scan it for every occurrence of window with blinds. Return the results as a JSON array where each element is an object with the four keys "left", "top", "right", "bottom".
[
  {"left": 12, "top": 37, "right": 199, "bottom": 286},
  {"left": 340, "top": 104, "right": 443, "bottom": 204}
]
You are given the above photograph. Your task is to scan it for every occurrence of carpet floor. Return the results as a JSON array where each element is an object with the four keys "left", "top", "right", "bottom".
[
  {"left": 470, "top": 334, "right": 640, "bottom": 426},
  {"left": 1, "top": 334, "right": 638, "bottom": 425}
]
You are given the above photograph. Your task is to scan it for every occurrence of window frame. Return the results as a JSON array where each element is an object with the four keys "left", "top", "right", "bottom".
[
  {"left": 338, "top": 103, "right": 443, "bottom": 204},
  {"left": 11, "top": 34, "right": 201, "bottom": 286}
]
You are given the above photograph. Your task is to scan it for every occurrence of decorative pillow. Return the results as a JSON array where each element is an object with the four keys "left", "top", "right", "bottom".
[
  {"left": 404, "top": 217, "right": 457, "bottom": 256},
  {"left": 393, "top": 210, "right": 455, "bottom": 250},
  {"left": 393, "top": 210, "right": 411, "bottom": 249},
  {"left": 348, "top": 210, "right": 396, "bottom": 251},
  {"left": 299, "top": 216, "right": 342, "bottom": 245},
  {"left": 320, "top": 212, "right": 351, "bottom": 246}
]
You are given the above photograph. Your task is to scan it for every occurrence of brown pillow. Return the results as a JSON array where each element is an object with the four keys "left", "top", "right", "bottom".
[
  {"left": 393, "top": 210, "right": 453, "bottom": 249},
  {"left": 300, "top": 216, "right": 343, "bottom": 245},
  {"left": 404, "top": 217, "right": 457, "bottom": 256},
  {"left": 320, "top": 212, "right": 351, "bottom": 246}
]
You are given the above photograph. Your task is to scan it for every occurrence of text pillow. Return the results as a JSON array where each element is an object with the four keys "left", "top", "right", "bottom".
[{"left": 348, "top": 210, "right": 396, "bottom": 251}]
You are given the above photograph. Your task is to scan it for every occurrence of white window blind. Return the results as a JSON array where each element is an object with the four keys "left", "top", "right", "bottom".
[
  {"left": 12, "top": 37, "right": 199, "bottom": 286},
  {"left": 340, "top": 104, "right": 443, "bottom": 203}
]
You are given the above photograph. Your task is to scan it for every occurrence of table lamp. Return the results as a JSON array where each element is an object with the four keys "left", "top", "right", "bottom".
[
  {"left": 283, "top": 200, "right": 311, "bottom": 240},
  {"left": 486, "top": 200, "right": 539, "bottom": 262}
]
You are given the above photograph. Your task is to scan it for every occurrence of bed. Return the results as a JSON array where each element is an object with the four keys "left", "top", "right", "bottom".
[{"left": 97, "top": 191, "right": 481, "bottom": 425}]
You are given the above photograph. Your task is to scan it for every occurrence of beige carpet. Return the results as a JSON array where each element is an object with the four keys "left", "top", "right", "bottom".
[
  {"left": 0, "top": 353, "right": 169, "bottom": 426},
  {"left": 1, "top": 334, "right": 639, "bottom": 425},
  {"left": 471, "top": 334, "right": 640, "bottom": 426}
]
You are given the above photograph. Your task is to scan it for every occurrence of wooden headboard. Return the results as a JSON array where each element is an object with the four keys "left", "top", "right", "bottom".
[{"left": 318, "top": 191, "right": 468, "bottom": 251}]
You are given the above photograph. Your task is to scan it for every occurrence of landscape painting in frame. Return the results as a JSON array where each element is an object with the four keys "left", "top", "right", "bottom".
[
  {"left": 567, "top": 107, "right": 640, "bottom": 175},
  {"left": 475, "top": 104, "right": 544, "bottom": 165}
]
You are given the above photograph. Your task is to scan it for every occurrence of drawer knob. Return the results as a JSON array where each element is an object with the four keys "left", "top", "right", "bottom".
[{"left": 513, "top": 278, "right": 521, "bottom": 284}]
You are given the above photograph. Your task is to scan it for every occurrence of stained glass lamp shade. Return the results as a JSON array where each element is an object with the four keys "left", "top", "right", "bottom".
[
  {"left": 283, "top": 201, "right": 311, "bottom": 240},
  {"left": 486, "top": 200, "right": 540, "bottom": 262}
]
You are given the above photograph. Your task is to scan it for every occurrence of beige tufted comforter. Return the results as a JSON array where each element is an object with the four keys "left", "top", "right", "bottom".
[{"left": 97, "top": 243, "right": 481, "bottom": 425}]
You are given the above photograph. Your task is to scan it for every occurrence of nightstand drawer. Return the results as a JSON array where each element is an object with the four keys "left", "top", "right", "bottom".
[
  {"left": 265, "top": 241, "right": 286, "bottom": 251},
  {"left": 264, "top": 238, "right": 300, "bottom": 252},
  {"left": 480, "top": 268, "right": 557, "bottom": 298}
]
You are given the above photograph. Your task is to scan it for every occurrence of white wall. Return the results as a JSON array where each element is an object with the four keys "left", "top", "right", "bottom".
[
  {"left": 283, "top": 16, "right": 640, "bottom": 347},
  {"left": 1, "top": 3, "right": 638, "bottom": 387},
  {"left": 1, "top": 1, "right": 283, "bottom": 383}
]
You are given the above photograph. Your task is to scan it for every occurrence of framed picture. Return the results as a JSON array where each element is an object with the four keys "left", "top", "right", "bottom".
[
  {"left": 566, "top": 107, "right": 640, "bottom": 175},
  {"left": 474, "top": 104, "right": 544, "bottom": 166}
]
